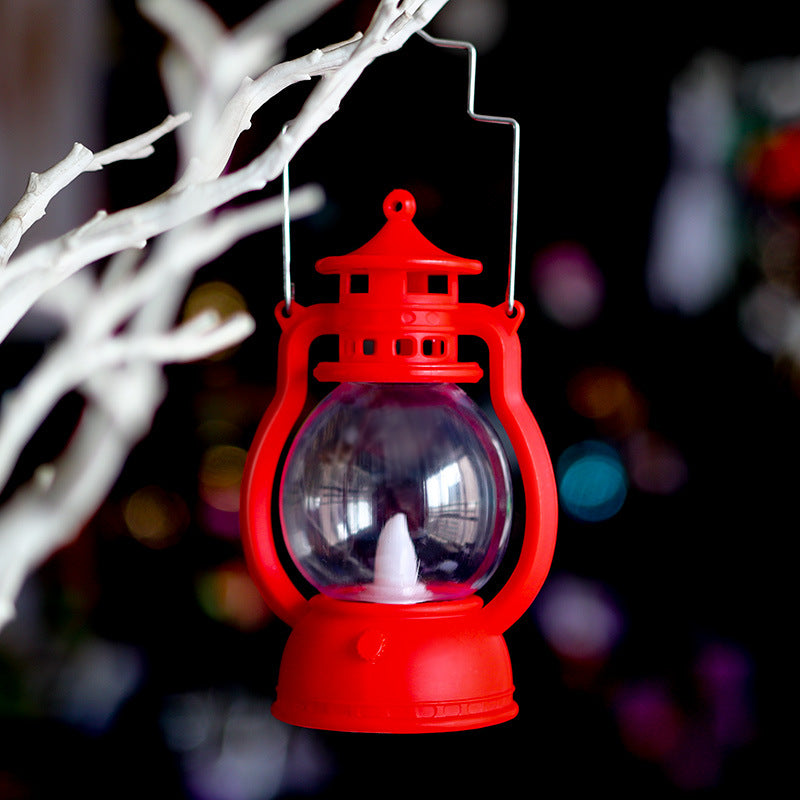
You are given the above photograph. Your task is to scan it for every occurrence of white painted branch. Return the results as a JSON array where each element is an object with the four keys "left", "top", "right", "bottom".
[
  {"left": 0, "top": 311, "right": 252, "bottom": 491},
  {"left": 0, "top": 402, "right": 152, "bottom": 630},
  {"left": 139, "top": 0, "right": 335, "bottom": 166},
  {"left": 176, "top": 34, "right": 364, "bottom": 187},
  {"left": 89, "top": 112, "right": 192, "bottom": 169},
  {"left": 0, "top": 114, "right": 190, "bottom": 267},
  {"left": 240, "top": 0, "right": 448, "bottom": 181},
  {"left": 0, "top": 186, "right": 322, "bottom": 496},
  {"left": 0, "top": 144, "right": 93, "bottom": 267},
  {"left": 75, "top": 187, "right": 322, "bottom": 343},
  {"left": 137, "top": 0, "right": 228, "bottom": 76},
  {"left": 130, "top": 308, "right": 256, "bottom": 362},
  {"left": 0, "top": 1, "right": 447, "bottom": 345},
  {"left": 234, "top": 0, "right": 341, "bottom": 46},
  {"left": 0, "top": 0, "right": 450, "bottom": 631}
]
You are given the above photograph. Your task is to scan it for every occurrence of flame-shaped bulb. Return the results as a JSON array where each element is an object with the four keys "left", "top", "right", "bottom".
[{"left": 361, "top": 512, "right": 430, "bottom": 603}]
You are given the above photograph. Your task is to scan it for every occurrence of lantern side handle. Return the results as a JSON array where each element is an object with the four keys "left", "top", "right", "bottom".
[
  {"left": 240, "top": 302, "right": 325, "bottom": 627},
  {"left": 462, "top": 303, "right": 558, "bottom": 635}
]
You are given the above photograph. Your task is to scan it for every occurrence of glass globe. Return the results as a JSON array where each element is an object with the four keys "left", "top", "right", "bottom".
[{"left": 280, "top": 382, "right": 512, "bottom": 603}]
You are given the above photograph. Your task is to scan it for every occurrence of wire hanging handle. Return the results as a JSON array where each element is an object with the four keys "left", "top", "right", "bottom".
[
  {"left": 417, "top": 29, "right": 520, "bottom": 316},
  {"left": 279, "top": 34, "right": 520, "bottom": 316},
  {"left": 281, "top": 123, "right": 293, "bottom": 316}
]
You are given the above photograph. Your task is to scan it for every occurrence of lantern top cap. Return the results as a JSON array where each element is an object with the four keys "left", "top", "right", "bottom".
[{"left": 316, "top": 189, "right": 483, "bottom": 276}]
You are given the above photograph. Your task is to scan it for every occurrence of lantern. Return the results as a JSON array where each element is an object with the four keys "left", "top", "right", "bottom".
[{"left": 241, "top": 189, "right": 558, "bottom": 733}]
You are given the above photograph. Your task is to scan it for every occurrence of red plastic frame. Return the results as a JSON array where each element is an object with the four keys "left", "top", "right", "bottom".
[{"left": 241, "top": 298, "right": 558, "bottom": 635}]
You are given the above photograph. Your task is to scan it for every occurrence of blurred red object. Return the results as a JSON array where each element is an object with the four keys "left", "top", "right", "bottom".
[{"left": 744, "top": 126, "right": 800, "bottom": 202}]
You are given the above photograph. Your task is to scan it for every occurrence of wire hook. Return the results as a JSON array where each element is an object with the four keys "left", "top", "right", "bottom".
[
  {"left": 281, "top": 123, "right": 293, "bottom": 316},
  {"left": 417, "top": 29, "right": 520, "bottom": 316}
]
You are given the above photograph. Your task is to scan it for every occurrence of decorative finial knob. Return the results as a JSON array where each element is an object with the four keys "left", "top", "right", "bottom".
[{"left": 383, "top": 189, "right": 416, "bottom": 220}]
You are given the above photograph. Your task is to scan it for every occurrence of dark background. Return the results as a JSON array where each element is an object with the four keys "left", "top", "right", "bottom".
[{"left": 1, "top": 1, "right": 796, "bottom": 797}]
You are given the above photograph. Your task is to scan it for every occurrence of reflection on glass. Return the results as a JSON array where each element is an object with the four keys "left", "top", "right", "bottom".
[{"left": 280, "top": 383, "right": 512, "bottom": 603}]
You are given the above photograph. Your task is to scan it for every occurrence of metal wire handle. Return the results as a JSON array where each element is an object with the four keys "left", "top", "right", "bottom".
[
  {"left": 416, "top": 29, "right": 520, "bottom": 316},
  {"left": 280, "top": 32, "right": 521, "bottom": 316},
  {"left": 281, "top": 124, "right": 293, "bottom": 316}
]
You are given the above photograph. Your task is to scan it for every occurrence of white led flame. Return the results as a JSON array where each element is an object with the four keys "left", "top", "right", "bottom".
[
  {"left": 360, "top": 512, "right": 431, "bottom": 604},
  {"left": 375, "top": 513, "right": 419, "bottom": 589}
]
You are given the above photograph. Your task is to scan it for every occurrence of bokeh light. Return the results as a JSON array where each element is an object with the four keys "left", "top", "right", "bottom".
[
  {"left": 531, "top": 241, "right": 605, "bottom": 328},
  {"left": 646, "top": 170, "right": 737, "bottom": 315},
  {"left": 193, "top": 366, "right": 274, "bottom": 447},
  {"left": 51, "top": 638, "right": 144, "bottom": 735},
  {"left": 198, "top": 444, "right": 247, "bottom": 538},
  {"left": 742, "top": 125, "right": 800, "bottom": 201},
  {"left": 624, "top": 430, "right": 688, "bottom": 495},
  {"left": 557, "top": 440, "right": 628, "bottom": 522},
  {"left": 533, "top": 572, "right": 625, "bottom": 664},
  {"left": 754, "top": 217, "right": 800, "bottom": 290},
  {"left": 613, "top": 680, "right": 684, "bottom": 763},
  {"left": 195, "top": 561, "right": 271, "bottom": 632},
  {"left": 160, "top": 689, "right": 290, "bottom": 800},
  {"left": 183, "top": 281, "right": 249, "bottom": 360},
  {"left": 693, "top": 640, "right": 755, "bottom": 749},
  {"left": 645, "top": 52, "right": 739, "bottom": 316},
  {"left": 159, "top": 688, "right": 336, "bottom": 800},
  {"left": 567, "top": 365, "right": 648, "bottom": 438},
  {"left": 123, "top": 485, "right": 190, "bottom": 548},
  {"left": 184, "top": 281, "right": 248, "bottom": 321},
  {"left": 739, "top": 281, "right": 798, "bottom": 356}
]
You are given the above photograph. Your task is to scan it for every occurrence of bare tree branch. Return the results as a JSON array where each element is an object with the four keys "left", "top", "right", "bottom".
[{"left": 0, "top": 0, "right": 450, "bottom": 630}]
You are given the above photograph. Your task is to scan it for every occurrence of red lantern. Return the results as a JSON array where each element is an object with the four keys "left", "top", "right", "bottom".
[{"left": 241, "top": 189, "right": 557, "bottom": 733}]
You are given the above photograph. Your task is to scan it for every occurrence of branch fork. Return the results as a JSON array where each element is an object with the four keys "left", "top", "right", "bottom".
[{"left": 0, "top": 0, "right": 449, "bottom": 630}]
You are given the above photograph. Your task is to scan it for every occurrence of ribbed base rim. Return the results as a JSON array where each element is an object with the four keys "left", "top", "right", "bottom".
[{"left": 271, "top": 692, "right": 518, "bottom": 734}]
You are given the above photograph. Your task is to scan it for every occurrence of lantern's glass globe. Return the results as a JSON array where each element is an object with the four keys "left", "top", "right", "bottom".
[{"left": 280, "top": 382, "right": 512, "bottom": 603}]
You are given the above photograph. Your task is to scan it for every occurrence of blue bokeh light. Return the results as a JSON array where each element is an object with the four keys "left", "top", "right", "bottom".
[{"left": 557, "top": 440, "right": 628, "bottom": 522}]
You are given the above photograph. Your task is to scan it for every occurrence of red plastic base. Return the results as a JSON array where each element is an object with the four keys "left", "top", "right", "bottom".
[{"left": 270, "top": 594, "right": 518, "bottom": 733}]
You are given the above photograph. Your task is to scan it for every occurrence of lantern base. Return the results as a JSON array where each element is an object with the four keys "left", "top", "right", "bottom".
[{"left": 270, "top": 594, "right": 518, "bottom": 733}]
